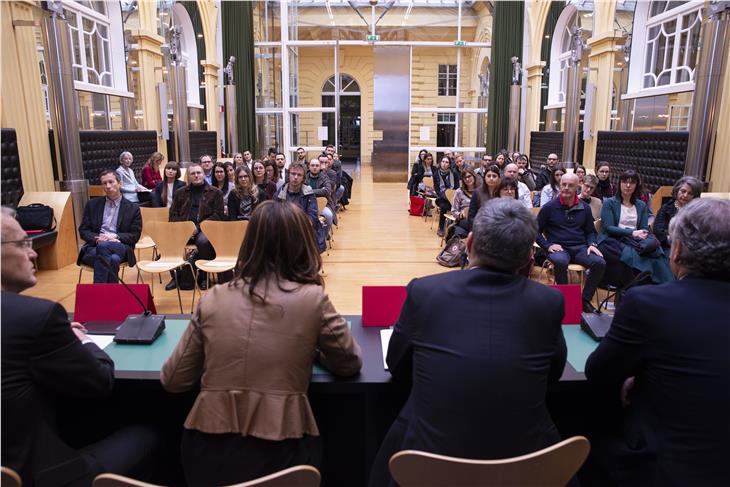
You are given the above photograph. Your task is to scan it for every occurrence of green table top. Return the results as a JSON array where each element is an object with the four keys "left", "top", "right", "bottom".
[{"left": 98, "top": 320, "right": 598, "bottom": 380}]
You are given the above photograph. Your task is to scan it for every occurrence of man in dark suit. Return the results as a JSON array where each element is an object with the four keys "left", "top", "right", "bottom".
[
  {"left": 586, "top": 198, "right": 730, "bottom": 487},
  {"left": 1, "top": 207, "right": 157, "bottom": 486},
  {"left": 78, "top": 169, "right": 142, "bottom": 283},
  {"left": 369, "top": 198, "right": 567, "bottom": 487}
]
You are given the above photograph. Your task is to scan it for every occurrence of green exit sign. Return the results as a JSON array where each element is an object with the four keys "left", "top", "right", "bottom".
[
  {"left": 454, "top": 40, "right": 466, "bottom": 47},
  {"left": 366, "top": 35, "right": 380, "bottom": 41}
]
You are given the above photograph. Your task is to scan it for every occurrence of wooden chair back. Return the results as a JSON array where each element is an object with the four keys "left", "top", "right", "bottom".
[
  {"left": 594, "top": 218, "right": 602, "bottom": 234},
  {"left": 19, "top": 191, "right": 76, "bottom": 269},
  {"left": 389, "top": 436, "right": 590, "bottom": 487},
  {"left": 143, "top": 221, "right": 196, "bottom": 261},
  {"left": 1, "top": 466, "right": 22, "bottom": 487},
  {"left": 179, "top": 167, "right": 188, "bottom": 182},
  {"left": 421, "top": 176, "right": 433, "bottom": 190},
  {"left": 200, "top": 220, "right": 248, "bottom": 260},
  {"left": 531, "top": 207, "right": 541, "bottom": 216},
  {"left": 651, "top": 186, "right": 674, "bottom": 217},
  {"left": 316, "top": 196, "right": 328, "bottom": 214},
  {"left": 139, "top": 207, "right": 169, "bottom": 237},
  {"left": 231, "top": 465, "right": 321, "bottom": 487},
  {"left": 444, "top": 188, "right": 456, "bottom": 203},
  {"left": 93, "top": 466, "right": 320, "bottom": 487}
]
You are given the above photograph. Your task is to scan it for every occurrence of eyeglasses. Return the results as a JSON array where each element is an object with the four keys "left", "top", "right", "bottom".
[{"left": 2, "top": 238, "right": 33, "bottom": 249}]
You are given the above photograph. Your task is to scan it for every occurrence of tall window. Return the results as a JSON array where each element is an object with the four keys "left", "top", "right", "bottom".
[
  {"left": 438, "top": 64, "right": 457, "bottom": 96},
  {"left": 642, "top": 1, "right": 702, "bottom": 88},
  {"left": 61, "top": 0, "right": 129, "bottom": 95}
]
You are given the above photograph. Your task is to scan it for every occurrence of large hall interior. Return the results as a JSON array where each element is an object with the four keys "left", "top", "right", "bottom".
[{"left": 2, "top": 1, "right": 730, "bottom": 487}]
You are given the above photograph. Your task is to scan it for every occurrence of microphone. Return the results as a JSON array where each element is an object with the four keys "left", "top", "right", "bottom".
[{"left": 98, "top": 256, "right": 166, "bottom": 344}]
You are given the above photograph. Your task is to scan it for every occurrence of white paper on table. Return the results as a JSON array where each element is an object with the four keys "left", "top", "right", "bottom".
[
  {"left": 317, "top": 126, "right": 329, "bottom": 140},
  {"left": 419, "top": 126, "right": 430, "bottom": 141},
  {"left": 87, "top": 334, "right": 114, "bottom": 350},
  {"left": 380, "top": 328, "right": 393, "bottom": 370}
]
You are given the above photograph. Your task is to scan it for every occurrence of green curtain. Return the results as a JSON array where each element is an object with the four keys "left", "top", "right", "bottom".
[
  {"left": 222, "top": 0, "right": 256, "bottom": 156},
  {"left": 539, "top": 1, "right": 565, "bottom": 128},
  {"left": 486, "top": 0, "right": 524, "bottom": 155},
  {"left": 180, "top": 1, "right": 207, "bottom": 129}
]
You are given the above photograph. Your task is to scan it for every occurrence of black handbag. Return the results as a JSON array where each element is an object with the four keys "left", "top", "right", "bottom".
[{"left": 16, "top": 204, "right": 56, "bottom": 232}]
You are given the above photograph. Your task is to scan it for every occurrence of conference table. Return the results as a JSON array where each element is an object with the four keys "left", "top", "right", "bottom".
[{"left": 93, "top": 315, "right": 598, "bottom": 383}]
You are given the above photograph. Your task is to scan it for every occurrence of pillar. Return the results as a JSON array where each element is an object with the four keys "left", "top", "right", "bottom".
[
  {"left": 201, "top": 60, "right": 220, "bottom": 136},
  {"left": 523, "top": 62, "right": 545, "bottom": 156}
]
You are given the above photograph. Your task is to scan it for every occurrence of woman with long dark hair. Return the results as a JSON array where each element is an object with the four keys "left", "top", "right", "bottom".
[
  {"left": 162, "top": 201, "right": 362, "bottom": 486},
  {"left": 597, "top": 169, "right": 673, "bottom": 285},
  {"left": 497, "top": 176, "right": 520, "bottom": 200},
  {"left": 151, "top": 161, "right": 184, "bottom": 208},
  {"left": 252, "top": 160, "right": 276, "bottom": 200},
  {"left": 227, "top": 165, "right": 260, "bottom": 221},
  {"left": 594, "top": 161, "right": 615, "bottom": 200},
  {"left": 539, "top": 163, "right": 566, "bottom": 207},
  {"left": 467, "top": 164, "right": 501, "bottom": 230},
  {"left": 211, "top": 162, "right": 235, "bottom": 213},
  {"left": 407, "top": 151, "right": 435, "bottom": 196}
]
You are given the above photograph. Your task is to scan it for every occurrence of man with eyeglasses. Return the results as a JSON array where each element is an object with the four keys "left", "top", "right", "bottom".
[
  {"left": 78, "top": 169, "right": 142, "bottom": 283},
  {"left": 1, "top": 207, "right": 159, "bottom": 485},
  {"left": 476, "top": 153, "right": 493, "bottom": 178},
  {"left": 200, "top": 154, "right": 215, "bottom": 185},
  {"left": 535, "top": 153, "right": 560, "bottom": 191}
]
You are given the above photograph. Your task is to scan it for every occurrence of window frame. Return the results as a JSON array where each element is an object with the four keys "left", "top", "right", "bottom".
[{"left": 438, "top": 64, "right": 458, "bottom": 97}]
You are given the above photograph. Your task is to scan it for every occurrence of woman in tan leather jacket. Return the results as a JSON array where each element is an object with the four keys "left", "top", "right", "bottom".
[{"left": 161, "top": 200, "right": 362, "bottom": 486}]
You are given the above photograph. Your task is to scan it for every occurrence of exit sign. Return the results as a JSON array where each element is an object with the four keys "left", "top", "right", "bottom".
[
  {"left": 366, "top": 35, "right": 380, "bottom": 41},
  {"left": 454, "top": 40, "right": 466, "bottom": 47}
]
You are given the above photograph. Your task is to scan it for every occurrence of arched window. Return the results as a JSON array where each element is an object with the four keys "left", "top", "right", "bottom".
[
  {"left": 627, "top": 1, "right": 702, "bottom": 96},
  {"left": 62, "top": 0, "right": 129, "bottom": 95},
  {"left": 321, "top": 74, "right": 361, "bottom": 96},
  {"left": 546, "top": 4, "right": 591, "bottom": 108},
  {"left": 172, "top": 3, "right": 201, "bottom": 107}
]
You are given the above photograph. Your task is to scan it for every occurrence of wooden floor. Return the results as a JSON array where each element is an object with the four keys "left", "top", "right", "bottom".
[{"left": 24, "top": 164, "right": 452, "bottom": 316}]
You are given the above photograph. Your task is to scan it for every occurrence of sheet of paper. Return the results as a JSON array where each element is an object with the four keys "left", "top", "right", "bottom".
[
  {"left": 419, "top": 126, "right": 430, "bottom": 141},
  {"left": 87, "top": 334, "right": 114, "bottom": 350},
  {"left": 317, "top": 126, "right": 329, "bottom": 140},
  {"left": 380, "top": 328, "right": 393, "bottom": 370}
]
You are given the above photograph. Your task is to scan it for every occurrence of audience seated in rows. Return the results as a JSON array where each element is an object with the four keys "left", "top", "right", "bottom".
[
  {"left": 116, "top": 151, "right": 147, "bottom": 204},
  {"left": 141, "top": 152, "right": 164, "bottom": 190},
  {"left": 161, "top": 201, "right": 362, "bottom": 486},
  {"left": 653, "top": 176, "right": 702, "bottom": 252},
  {"left": 540, "top": 163, "right": 566, "bottom": 207},
  {"left": 536, "top": 172, "right": 605, "bottom": 312},
  {"left": 277, "top": 161, "right": 326, "bottom": 253},
  {"left": 78, "top": 170, "right": 142, "bottom": 283},
  {"left": 168, "top": 163, "right": 224, "bottom": 290},
  {"left": 2, "top": 208, "right": 159, "bottom": 486},
  {"left": 586, "top": 197, "right": 730, "bottom": 487},
  {"left": 151, "top": 162, "right": 185, "bottom": 208},
  {"left": 369, "top": 198, "right": 567, "bottom": 487},
  {"left": 597, "top": 170, "right": 674, "bottom": 286}
]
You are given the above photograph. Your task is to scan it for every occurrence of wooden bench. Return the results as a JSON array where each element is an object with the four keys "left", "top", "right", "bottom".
[{"left": 19, "top": 191, "right": 78, "bottom": 270}]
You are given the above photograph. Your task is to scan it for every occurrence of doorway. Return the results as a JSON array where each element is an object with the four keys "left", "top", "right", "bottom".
[{"left": 322, "top": 74, "right": 361, "bottom": 163}]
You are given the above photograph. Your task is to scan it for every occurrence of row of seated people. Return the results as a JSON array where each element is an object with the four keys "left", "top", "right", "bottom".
[
  {"left": 422, "top": 159, "right": 699, "bottom": 311},
  {"left": 3, "top": 196, "right": 728, "bottom": 486},
  {"left": 78, "top": 155, "right": 345, "bottom": 289}
]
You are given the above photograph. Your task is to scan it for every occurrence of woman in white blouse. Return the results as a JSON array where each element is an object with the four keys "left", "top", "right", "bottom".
[
  {"left": 116, "top": 151, "right": 147, "bottom": 203},
  {"left": 539, "top": 163, "right": 566, "bottom": 207}
]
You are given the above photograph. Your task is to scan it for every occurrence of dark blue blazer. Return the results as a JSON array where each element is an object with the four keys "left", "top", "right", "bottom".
[
  {"left": 1, "top": 292, "right": 114, "bottom": 486},
  {"left": 151, "top": 179, "right": 185, "bottom": 208},
  {"left": 77, "top": 196, "right": 142, "bottom": 267},
  {"left": 369, "top": 267, "right": 567, "bottom": 487},
  {"left": 586, "top": 275, "right": 730, "bottom": 486}
]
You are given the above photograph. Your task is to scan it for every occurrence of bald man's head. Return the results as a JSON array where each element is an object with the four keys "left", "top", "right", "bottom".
[
  {"left": 559, "top": 172, "right": 579, "bottom": 201},
  {"left": 504, "top": 163, "right": 519, "bottom": 179}
]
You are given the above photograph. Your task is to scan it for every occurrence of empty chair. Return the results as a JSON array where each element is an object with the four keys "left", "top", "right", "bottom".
[
  {"left": 389, "top": 436, "right": 590, "bottom": 487},
  {"left": 196, "top": 220, "right": 248, "bottom": 288},
  {"left": 92, "top": 466, "right": 320, "bottom": 487},
  {"left": 135, "top": 220, "right": 197, "bottom": 313}
]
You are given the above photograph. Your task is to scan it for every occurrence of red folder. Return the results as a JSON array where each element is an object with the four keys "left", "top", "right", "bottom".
[
  {"left": 362, "top": 286, "right": 407, "bottom": 327},
  {"left": 74, "top": 284, "right": 157, "bottom": 323},
  {"left": 549, "top": 284, "right": 582, "bottom": 324}
]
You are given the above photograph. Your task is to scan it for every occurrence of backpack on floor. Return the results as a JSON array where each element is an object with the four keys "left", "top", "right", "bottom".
[{"left": 437, "top": 236, "right": 466, "bottom": 267}]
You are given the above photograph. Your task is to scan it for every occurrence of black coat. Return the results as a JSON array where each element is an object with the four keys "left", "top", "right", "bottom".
[
  {"left": 586, "top": 275, "right": 730, "bottom": 487},
  {"left": 652, "top": 200, "right": 678, "bottom": 249},
  {"left": 431, "top": 169, "right": 460, "bottom": 200},
  {"left": 77, "top": 196, "right": 142, "bottom": 267},
  {"left": 1, "top": 292, "right": 115, "bottom": 487},
  {"left": 151, "top": 179, "right": 186, "bottom": 208},
  {"left": 369, "top": 268, "right": 567, "bottom": 487}
]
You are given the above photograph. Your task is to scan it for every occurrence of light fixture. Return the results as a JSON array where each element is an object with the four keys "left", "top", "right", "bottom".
[{"left": 197, "top": 33, "right": 203, "bottom": 38}]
